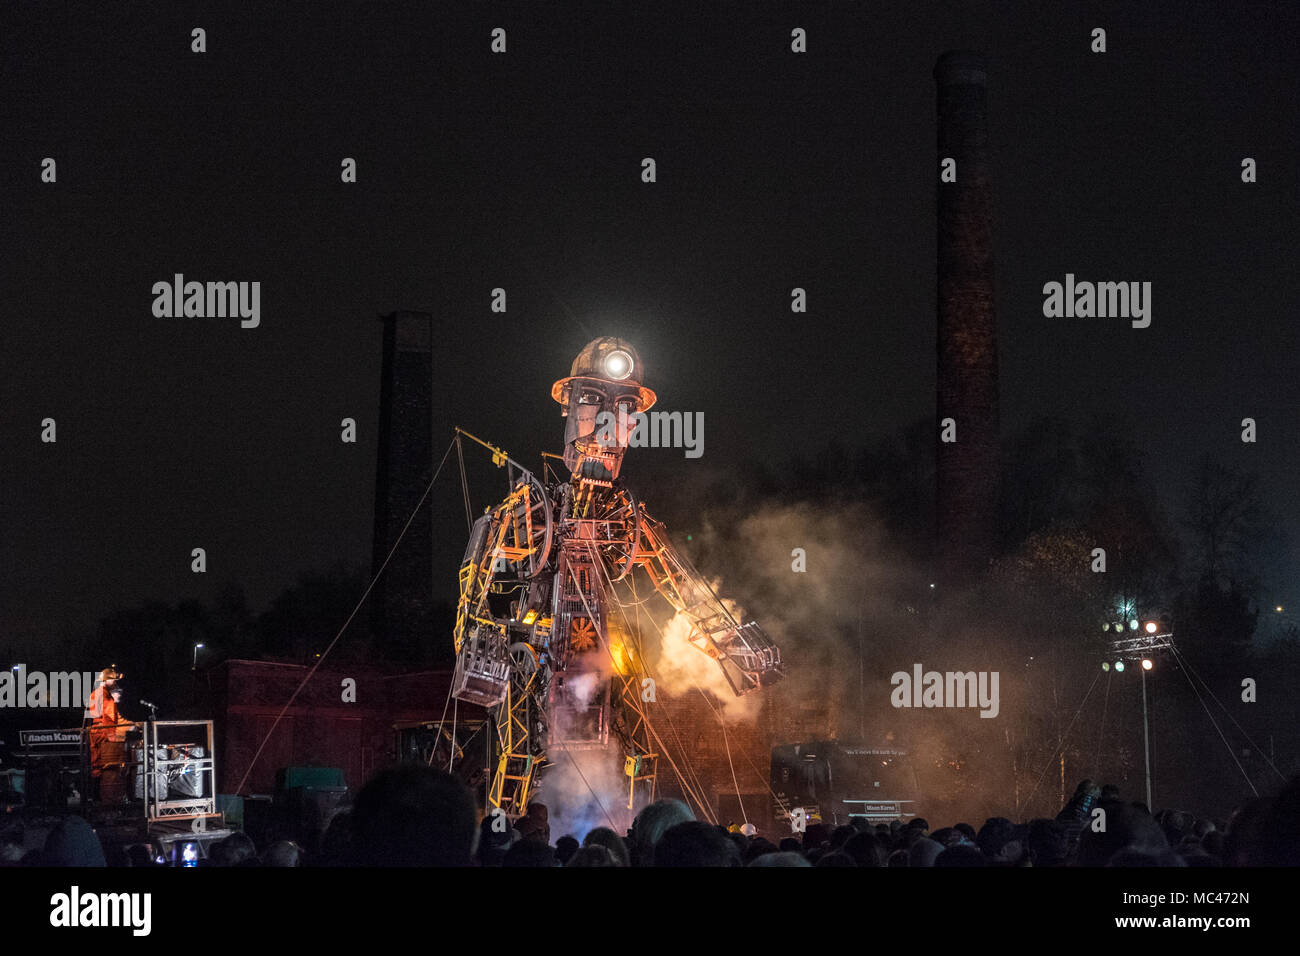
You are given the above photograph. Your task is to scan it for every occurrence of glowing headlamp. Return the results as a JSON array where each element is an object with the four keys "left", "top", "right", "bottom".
[{"left": 604, "top": 350, "right": 633, "bottom": 380}]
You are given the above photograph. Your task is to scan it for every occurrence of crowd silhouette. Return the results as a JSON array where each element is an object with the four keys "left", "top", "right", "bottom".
[{"left": 5, "top": 766, "right": 1298, "bottom": 867}]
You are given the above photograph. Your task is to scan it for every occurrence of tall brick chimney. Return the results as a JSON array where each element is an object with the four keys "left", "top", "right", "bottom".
[
  {"left": 934, "top": 51, "right": 1001, "bottom": 582},
  {"left": 371, "top": 311, "right": 436, "bottom": 655}
]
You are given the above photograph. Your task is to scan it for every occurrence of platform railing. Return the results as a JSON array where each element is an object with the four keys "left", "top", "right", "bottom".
[{"left": 142, "top": 720, "right": 217, "bottom": 824}]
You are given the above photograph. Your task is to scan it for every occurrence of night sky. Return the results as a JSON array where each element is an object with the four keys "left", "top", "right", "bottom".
[{"left": 2, "top": 1, "right": 1296, "bottom": 646}]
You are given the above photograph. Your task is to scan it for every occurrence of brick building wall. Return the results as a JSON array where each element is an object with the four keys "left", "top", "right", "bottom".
[
  {"left": 204, "top": 659, "right": 476, "bottom": 795},
  {"left": 651, "top": 680, "right": 834, "bottom": 827}
]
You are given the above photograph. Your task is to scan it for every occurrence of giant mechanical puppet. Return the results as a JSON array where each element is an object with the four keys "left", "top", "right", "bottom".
[{"left": 451, "top": 337, "right": 785, "bottom": 818}]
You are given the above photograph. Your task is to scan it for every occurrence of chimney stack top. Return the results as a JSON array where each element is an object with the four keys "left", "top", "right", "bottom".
[{"left": 934, "top": 51, "right": 987, "bottom": 86}]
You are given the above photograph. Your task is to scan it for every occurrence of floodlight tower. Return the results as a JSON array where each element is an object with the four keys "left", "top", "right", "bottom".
[{"left": 1108, "top": 619, "right": 1174, "bottom": 809}]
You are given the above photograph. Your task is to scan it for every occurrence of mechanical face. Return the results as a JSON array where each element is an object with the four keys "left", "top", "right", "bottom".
[
  {"left": 552, "top": 337, "right": 655, "bottom": 484},
  {"left": 561, "top": 379, "right": 642, "bottom": 482}
]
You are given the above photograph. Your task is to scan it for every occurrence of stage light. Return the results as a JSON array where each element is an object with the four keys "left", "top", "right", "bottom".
[
  {"left": 1141, "top": 659, "right": 1153, "bottom": 670},
  {"left": 1115, "top": 661, "right": 1125, "bottom": 672},
  {"left": 1102, "top": 623, "right": 1110, "bottom": 631},
  {"left": 1144, "top": 621, "right": 1158, "bottom": 634},
  {"left": 1101, "top": 662, "right": 1110, "bottom": 671},
  {"left": 1129, "top": 620, "right": 1138, "bottom": 630}
]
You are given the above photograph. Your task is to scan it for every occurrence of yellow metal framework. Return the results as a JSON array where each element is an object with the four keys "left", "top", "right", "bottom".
[
  {"left": 488, "top": 670, "right": 543, "bottom": 814},
  {"left": 615, "top": 672, "right": 658, "bottom": 809},
  {"left": 454, "top": 431, "right": 756, "bottom": 821}
]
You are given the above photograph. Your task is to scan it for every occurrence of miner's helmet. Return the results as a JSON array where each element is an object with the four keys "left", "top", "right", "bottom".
[{"left": 551, "top": 337, "right": 657, "bottom": 411}]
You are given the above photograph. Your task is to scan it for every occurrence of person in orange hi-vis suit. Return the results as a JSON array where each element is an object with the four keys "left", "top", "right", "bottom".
[{"left": 84, "top": 667, "right": 133, "bottom": 801}]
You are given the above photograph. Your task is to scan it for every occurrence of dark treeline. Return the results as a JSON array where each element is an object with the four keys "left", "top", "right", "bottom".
[{"left": 5, "top": 563, "right": 454, "bottom": 724}]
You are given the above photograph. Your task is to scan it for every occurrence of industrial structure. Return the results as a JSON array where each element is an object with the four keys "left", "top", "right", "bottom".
[
  {"left": 450, "top": 337, "right": 786, "bottom": 821},
  {"left": 935, "top": 51, "right": 1001, "bottom": 583}
]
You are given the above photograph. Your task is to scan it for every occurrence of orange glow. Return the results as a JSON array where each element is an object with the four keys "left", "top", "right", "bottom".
[{"left": 609, "top": 640, "right": 629, "bottom": 676}]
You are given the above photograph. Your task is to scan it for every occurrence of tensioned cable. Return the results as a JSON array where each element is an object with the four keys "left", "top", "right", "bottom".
[
  {"left": 597, "top": 549, "right": 792, "bottom": 825},
  {"left": 601, "top": 556, "right": 714, "bottom": 810},
  {"left": 449, "top": 698, "right": 459, "bottom": 772},
  {"left": 602, "top": 548, "right": 791, "bottom": 822},
  {"left": 427, "top": 681, "right": 454, "bottom": 768},
  {"left": 565, "top": 750, "right": 618, "bottom": 832},
  {"left": 456, "top": 432, "right": 473, "bottom": 534},
  {"left": 1167, "top": 644, "right": 1259, "bottom": 797},
  {"left": 568, "top": 550, "right": 716, "bottom": 822},
  {"left": 1094, "top": 668, "right": 1112, "bottom": 773},
  {"left": 601, "top": 550, "right": 731, "bottom": 823},
  {"left": 1022, "top": 669, "right": 1102, "bottom": 813},
  {"left": 574, "top": 545, "right": 717, "bottom": 821},
  {"left": 639, "top": 540, "right": 800, "bottom": 824},
  {"left": 616, "top": 559, "right": 718, "bottom": 817},
  {"left": 1170, "top": 644, "right": 1285, "bottom": 785},
  {"left": 681, "top": 676, "right": 749, "bottom": 826},
  {"left": 234, "top": 433, "right": 459, "bottom": 794}
]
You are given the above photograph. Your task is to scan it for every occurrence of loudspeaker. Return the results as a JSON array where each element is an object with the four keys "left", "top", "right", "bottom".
[
  {"left": 164, "top": 745, "right": 207, "bottom": 798},
  {"left": 135, "top": 747, "right": 169, "bottom": 800}
]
